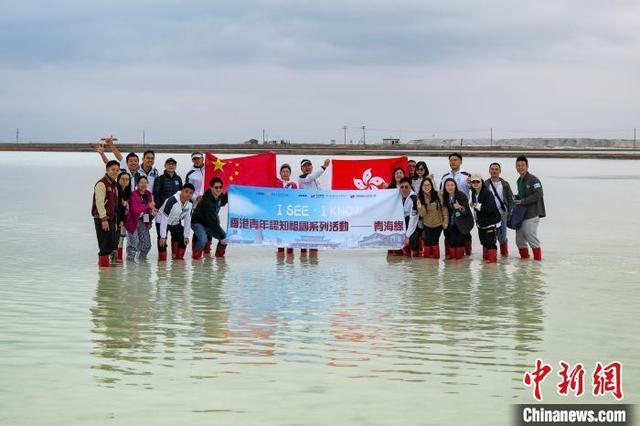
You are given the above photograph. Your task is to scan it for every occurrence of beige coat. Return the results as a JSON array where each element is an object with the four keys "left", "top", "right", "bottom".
[{"left": 417, "top": 192, "right": 448, "bottom": 228}]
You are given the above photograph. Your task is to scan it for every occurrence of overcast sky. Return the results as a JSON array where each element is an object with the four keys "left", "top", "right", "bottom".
[{"left": 1, "top": 0, "right": 638, "bottom": 143}]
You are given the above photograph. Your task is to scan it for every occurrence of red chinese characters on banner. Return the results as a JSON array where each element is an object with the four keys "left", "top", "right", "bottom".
[
  {"left": 523, "top": 359, "right": 553, "bottom": 401},
  {"left": 523, "top": 360, "right": 624, "bottom": 401},
  {"left": 592, "top": 361, "right": 623, "bottom": 400}
]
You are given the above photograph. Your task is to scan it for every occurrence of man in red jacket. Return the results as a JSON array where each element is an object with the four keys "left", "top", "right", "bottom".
[{"left": 92, "top": 160, "right": 121, "bottom": 267}]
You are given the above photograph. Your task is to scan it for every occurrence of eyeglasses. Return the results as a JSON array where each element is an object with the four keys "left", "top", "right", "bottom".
[
  {"left": 213, "top": 185, "right": 223, "bottom": 189},
  {"left": 471, "top": 180, "right": 481, "bottom": 184}
]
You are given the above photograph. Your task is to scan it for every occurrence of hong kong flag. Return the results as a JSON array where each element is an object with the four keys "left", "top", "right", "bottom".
[
  {"left": 331, "top": 156, "right": 408, "bottom": 190},
  {"left": 204, "top": 152, "right": 280, "bottom": 191}
]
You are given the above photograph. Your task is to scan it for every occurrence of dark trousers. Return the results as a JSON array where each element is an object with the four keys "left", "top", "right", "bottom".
[
  {"left": 422, "top": 225, "right": 443, "bottom": 246},
  {"left": 445, "top": 224, "right": 467, "bottom": 248},
  {"left": 478, "top": 226, "right": 498, "bottom": 250},
  {"left": 408, "top": 228, "right": 421, "bottom": 251},
  {"left": 156, "top": 223, "right": 186, "bottom": 253},
  {"left": 94, "top": 218, "right": 117, "bottom": 256}
]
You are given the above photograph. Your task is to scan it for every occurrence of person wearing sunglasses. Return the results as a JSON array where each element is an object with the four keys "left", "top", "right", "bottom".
[
  {"left": 411, "top": 161, "right": 431, "bottom": 194},
  {"left": 191, "top": 177, "right": 228, "bottom": 259},
  {"left": 470, "top": 173, "right": 502, "bottom": 263}
]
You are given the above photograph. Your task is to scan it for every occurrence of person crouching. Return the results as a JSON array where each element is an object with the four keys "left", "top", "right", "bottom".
[
  {"left": 191, "top": 178, "right": 228, "bottom": 259},
  {"left": 156, "top": 183, "right": 195, "bottom": 261}
]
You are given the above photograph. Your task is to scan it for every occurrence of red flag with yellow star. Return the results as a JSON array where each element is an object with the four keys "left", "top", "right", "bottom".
[{"left": 204, "top": 152, "right": 280, "bottom": 191}]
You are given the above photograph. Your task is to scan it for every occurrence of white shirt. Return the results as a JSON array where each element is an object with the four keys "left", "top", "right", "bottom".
[
  {"left": 488, "top": 178, "right": 505, "bottom": 213},
  {"left": 298, "top": 168, "right": 326, "bottom": 189}
]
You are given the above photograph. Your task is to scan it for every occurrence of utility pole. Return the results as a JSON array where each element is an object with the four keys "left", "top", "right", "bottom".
[
  {"left": 142, "top": 129, "right": 146, "bottom": 146},
  {"left": 361, "top": 125, "right": 366, "bottom": 145},
  {"left": 490, "top": 127, "right": 493, "bottom": 147},
  {"left": 634, "top": 127, "right": 637, "bottom": 150},
  {"left": 343, "top": 125, "right": 347, "bottom": 144},
  {"left": 16, "top": 128, "right": 19, "bottom": 144},
  {"left": 262, "top": 128, "right": 266, "bottom": 144}
]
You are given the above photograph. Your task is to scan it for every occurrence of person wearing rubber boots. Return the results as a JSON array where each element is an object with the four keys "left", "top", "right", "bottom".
[
  {"left": 484, "top": 162, "right": 514, "bottom": 257},
  {"left": 191, "top": 177, "right": 228, "bottom": 260},
  {"left": 156, "top": 183, "right": 194, "bottom": 261},
  {"left": 92, "top": 160, "right": 120, "bottom": 267},
  {"left": 515, "top": 156, "right": 546, "bottom": 261}
]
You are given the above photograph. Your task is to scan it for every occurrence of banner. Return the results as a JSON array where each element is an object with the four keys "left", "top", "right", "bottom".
[
  {"left": 204, "top": 152, "right": 280, "bottom": 191},
  {"left": 331, "top": 156, "right": 408, "bottom": 190},
  {"left": 227, "top": 186, "right": 406, "bottom": 249}
]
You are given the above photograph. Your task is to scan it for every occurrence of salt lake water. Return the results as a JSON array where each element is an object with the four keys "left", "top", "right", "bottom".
[{"left": 0, "top": 152, "right": 638, "bottom": 425}]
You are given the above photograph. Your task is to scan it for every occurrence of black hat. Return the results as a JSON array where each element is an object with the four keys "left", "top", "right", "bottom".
[
  {"left": 165, "top": 157, "right": 177, "bottom": 164},
  {"left": 300, "top": 159, "right": 312, "bottom": 166}
]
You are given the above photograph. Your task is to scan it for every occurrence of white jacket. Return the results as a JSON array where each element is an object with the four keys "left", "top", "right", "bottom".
[
  {"left": 156, "top": 192, "right": 193, "bottom": 238},
  {"left": 297, "top": 167, "right": 326, "bottom": 189},
  {"left": 403, "top": 191, "right": 419, "bottom": 238}
]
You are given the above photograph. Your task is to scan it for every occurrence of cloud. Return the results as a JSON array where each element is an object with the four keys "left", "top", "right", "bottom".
[{"left": 229, "top": 193, "right": 263, "bottom": 216}]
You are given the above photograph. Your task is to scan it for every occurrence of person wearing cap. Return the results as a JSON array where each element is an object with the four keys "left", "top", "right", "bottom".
[
  {"left": 156, "top": 183, "right": 195, "bottom": 261},
  {"left": 485, "top": 162, "right": 514, "bottom": 257},
  {"left": 279, "top": 163, "right": 298, "bottom": 189},
  {"left": 470, "top": 173, "right": 502, "bottom": 263},
  {"left": 153, "top": 158, "right": 183, "bottom": 258},
  {"left": 298, "top": 158, "right": 330, "bottom": 190},
  {"left": 439, "top": 152, "right": 472, "bottom": 256},
  {"left": 191, "top": 177, "right": 228, "bottom": 259},
  {"left": 515, "top": 155, "right": 545, "bottom": 261},
  {"left": 185, "top": 152, "right": 206, "bottom": 203}
]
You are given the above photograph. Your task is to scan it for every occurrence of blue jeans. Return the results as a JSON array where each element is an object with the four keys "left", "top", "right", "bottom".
[{"left": 191, "top": 223, "right": 211, "bottom": 251}]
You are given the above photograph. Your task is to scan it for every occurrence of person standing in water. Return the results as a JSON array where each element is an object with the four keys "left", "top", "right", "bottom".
[
  {"left": 440, "top": 153, "right": 472, "bottom": 256},
  {"left": 515, "top": 156, "right": 545, "bottom": 261},
  {"left": 417, "top": 177, "right": 448, "bottom": 259},
  {"left": 470, "top": 173, "right": 502, "bottom": 263},
  {"left": 125, "top": 176, "right": 156, "bottom": 262},
  {"left": 485, "top": 162, "right": 514, "bottom": 257},
  {"left": 92, "top": 160, "right": 120, "bottom": 267},
  {"left": 442, "top": 178, "right": 474, "bottom": 260}
]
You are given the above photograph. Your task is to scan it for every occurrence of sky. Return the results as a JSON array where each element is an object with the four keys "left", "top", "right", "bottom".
[{"left": 0, "top": 0, "right": 638, "bottom": 144}]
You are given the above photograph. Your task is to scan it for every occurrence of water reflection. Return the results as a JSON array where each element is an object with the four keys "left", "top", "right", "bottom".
[{"left": 90, "top": 254, "right": 547, "bottom": 395}]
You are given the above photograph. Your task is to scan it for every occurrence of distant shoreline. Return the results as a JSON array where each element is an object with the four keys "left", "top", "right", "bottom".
[{"left": 1, "top": 143, "right": 639, "bottom": 159}]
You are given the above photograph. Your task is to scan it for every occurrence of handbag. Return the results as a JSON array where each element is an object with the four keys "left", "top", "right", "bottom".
[{"left": 507, "top": 204, "right": 527, "bottom": 230}]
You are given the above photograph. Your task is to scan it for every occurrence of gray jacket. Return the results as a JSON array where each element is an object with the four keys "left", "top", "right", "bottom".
[{"left": 517, "top": 173, "right": 546, "bottom": 219}]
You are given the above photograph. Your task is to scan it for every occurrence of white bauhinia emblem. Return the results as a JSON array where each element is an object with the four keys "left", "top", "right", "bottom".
[{"left": 353, "top": 168, "right": 386, "bottom": 190}]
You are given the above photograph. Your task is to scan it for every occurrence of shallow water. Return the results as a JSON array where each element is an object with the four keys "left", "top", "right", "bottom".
[{"left": 0, "top": 152, "right": 638, "bottom": 425}]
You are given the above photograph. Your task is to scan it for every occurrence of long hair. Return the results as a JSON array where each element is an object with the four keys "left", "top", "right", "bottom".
[
  {"left": 442, "top": 177, "right": 462, "bottom": 210},
  {"left": 418, "top": 177, "right": 441, "bottom": 211},
  {"left": 414, "top": 161, "right": 429, "bottom": 179},
  {"left": 117, "top": 171, "right": 132, "bottom": 201},
  {"left": 387, "top": 167, "right": 406, "bottom": 189}
]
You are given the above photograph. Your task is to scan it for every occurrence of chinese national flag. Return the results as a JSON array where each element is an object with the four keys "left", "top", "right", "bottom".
[
  {"left": 331, "top": 156, "right": 408, "bottom": 190},
  {"left": 204, "top": 152, "right": 280, "bottom": 191}
]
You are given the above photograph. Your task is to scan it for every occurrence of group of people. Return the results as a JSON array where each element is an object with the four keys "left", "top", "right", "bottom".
[
  {"left": 387, "top": 154, "right": 545, "bottom": 263},
  {"left": 92, "top": 138, "right": 545, "bottom": 267}
]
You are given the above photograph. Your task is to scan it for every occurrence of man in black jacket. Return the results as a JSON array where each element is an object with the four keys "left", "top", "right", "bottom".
[
  {"left": 153, "top": 158, "right": 183, "bottom": 257},
  {"left": 515, "top": 156, "right": 546, "bottom": 261},
  {"left": 191, "top": 177, "right": 228, "bottom": 259},
  {"left": 485, "top": 162, "right": 515, "bottom": 257}
]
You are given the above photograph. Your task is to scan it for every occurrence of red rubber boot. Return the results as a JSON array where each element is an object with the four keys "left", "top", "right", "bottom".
[
  {"left": 98, "top": 255, "right": 110, "bottom": 267},
  {"left": 431, "top": 245, "right": 440, "bottom": 259},
  {"left": 519, "top": 247, "right": 530, "bottom": 259},
  {"left": 486, "top": 249, "right": 498, "bottom": 263},
  {"left": 500, "top": 242, "right": 509, "bottom": 257},
  {"left": 215, "top": 243, "right": 227, "bottom": 258},
  {"left": 532, "top": 247, "right": 542, "bottom": 261},
  {"left": 465, "top": 241, "right": 472, "bottom": 256}
]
